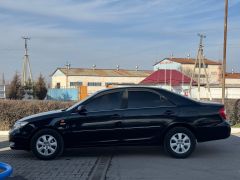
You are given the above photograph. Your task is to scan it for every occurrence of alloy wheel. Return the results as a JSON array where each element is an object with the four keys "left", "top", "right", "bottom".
[
  {"left": 169, "top": 133, "right": 191, "bottom": 154},
  {"left": 36, "top": 135, "right": 58, "bottom": 156}
]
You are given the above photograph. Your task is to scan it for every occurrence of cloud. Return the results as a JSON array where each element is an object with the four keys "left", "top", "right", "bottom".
[
  {"left": 1, "top": 0, "right": 234, "bottom": 23},
  {"left": 0, "top": 0, "right": 167, "bottom": 23},
  {"left": 0, "top": 0, "right": 239, "bottom": 80}
]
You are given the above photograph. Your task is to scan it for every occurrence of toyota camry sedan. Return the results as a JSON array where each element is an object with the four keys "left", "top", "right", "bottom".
[{"left": 9, "top": 87, "right": 231, "bottom": 160}]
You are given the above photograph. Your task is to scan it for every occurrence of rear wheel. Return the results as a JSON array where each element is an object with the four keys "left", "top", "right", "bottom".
[
  {"left": 164, "top": 127, "right": 196, "bottom": 158},
  {"left": 31, "top": 129, "right": 64, "bottom": 160}
]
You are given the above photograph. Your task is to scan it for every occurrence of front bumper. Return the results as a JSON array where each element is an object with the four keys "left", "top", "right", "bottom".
[
  {"left": 9, "top": 129, "right": 30, "bottom": 150},
  {"left": 196, "top": 121, "right": 231, "bottom": 142}
]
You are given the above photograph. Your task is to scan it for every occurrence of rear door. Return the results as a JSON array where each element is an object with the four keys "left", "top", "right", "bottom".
[{"left": 121, "top": 88, "right": 177, "bottom": 143}]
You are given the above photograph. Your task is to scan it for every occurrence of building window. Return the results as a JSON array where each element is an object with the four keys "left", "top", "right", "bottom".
[
  {"left": 105, "top": 82, "right": 116, "bottom": 86},
  {"left": 56, "top": 83, "right": 61, "bottom": 89},
  {"left": 195, "top": 64, "right": 208, "bottom": 68},
  {"left": 70, "top": 81, "right": 82, "bottom": 87},
  {"left": 194, "top": 74, "right": 206, "bottom": 78},
  {"left": 88, "top": 82, "right": 102, "bottom": 86}
]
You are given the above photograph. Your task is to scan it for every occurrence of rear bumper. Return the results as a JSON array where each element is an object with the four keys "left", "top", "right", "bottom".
[{"left": 196, "top": 121, "right": 231, "bottom": 142}]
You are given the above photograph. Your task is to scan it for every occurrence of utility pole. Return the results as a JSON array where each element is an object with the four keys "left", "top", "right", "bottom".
[
  {"left": 189, "top": 34, "right": 212, "bottom": 100},
  {"left": 222, "top": 0, "right": 228, "bottom": 104},
  {"left": 181, "top": 68, "right": 184, "bottom": 94},
  {"left": 164, "top": 63, "right": 166, "bottom": 87},
  {"left": 2, "top": 73, "right": 5, "bottom": 85},
  {"left": 65, "top": 62, "right": 71, "bottom": 88},
  {"left": 170, "top": 68, "right": 172, "bottom": 91},
  {"left": 22, "top": 36, "right": 33, "bottom": 86},
  {"left": 157, "top": 67, "right": 160, "bottom": 87},
  {"left": 1, "top": 73, "right": 6, "bottom": 99}
]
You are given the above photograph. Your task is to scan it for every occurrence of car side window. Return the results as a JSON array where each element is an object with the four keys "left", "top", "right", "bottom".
[
  {"left": 85, "top": 91, "right": 123, "bottom": 112},
  {"left": 128, "top": 90, "right": 174, "bottom": 108}
]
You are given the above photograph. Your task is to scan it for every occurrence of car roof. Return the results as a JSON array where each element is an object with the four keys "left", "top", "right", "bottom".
[
  {"left": 92, "top": 86, "right": 162, "bottom": 97},
  {"left": 103, "top": 86, "right": 162, "bottom": 92},
  {"left": 100, "top": 86, "right": 198, "bottom": 106}
]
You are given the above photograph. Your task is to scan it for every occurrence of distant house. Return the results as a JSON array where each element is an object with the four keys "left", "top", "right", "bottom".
[
  {"left": 153, "top": 57, "right": 222, "bottom": 84},
  {"left": 51, "top": 67, "right": 152, "bottom": 95},
  {"left": 225, "top": 73, "right": 240, "bottom": 85}
]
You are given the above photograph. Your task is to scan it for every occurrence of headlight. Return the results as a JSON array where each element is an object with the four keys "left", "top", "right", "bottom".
[{"left": 13, "top": 121, "right": 28, "bottom": 130}]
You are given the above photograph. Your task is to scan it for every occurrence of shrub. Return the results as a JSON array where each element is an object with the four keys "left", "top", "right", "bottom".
[
  {"left": 0, "top": 98, "right": 239, "bottom": 130},
  {"left": 0, "top": 100, "right": 74, "bottom": 130},
  {"left": 233, "top": 99, "right": 240, "bottom": 125},
  {"left": 7, "top": 73, "right": 24, "bottom": 99},
  {"left": 202, "top": 99, "right": 239, "bottom": 125},
  {"left": 34, "top": 74, "right": 48, "bottom": 100}
]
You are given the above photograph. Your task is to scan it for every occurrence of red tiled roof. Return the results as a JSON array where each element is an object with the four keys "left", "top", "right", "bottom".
[
  {"left": 154, "top": 58, "right": 222, "bottom": 66},
  {"left": 140, "top": 70, "right": 194, "bottom": 86}
]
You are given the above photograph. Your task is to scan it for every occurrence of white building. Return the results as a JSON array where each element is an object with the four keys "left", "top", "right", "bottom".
[
  {"left": 225, "top": 73, "right": 240, "bottom": 85},
  {"left": 51, "top": 67, "right": 152, "bottom": 95},
  {"left": 153, "top": 57, "right": 222, "bottom": 84}
]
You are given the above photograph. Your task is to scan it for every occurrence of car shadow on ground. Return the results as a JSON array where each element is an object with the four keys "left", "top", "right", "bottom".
[
  {"left": 63, "top": 135, "right": 240, "bottom": 158},
  {"left": 62, "top": 145, "right": 165, "bottom": 158}
]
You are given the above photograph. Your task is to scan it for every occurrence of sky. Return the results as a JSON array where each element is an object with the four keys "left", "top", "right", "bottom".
[{"left": 0, "top": 0, "right": 240, "bottom": 81}]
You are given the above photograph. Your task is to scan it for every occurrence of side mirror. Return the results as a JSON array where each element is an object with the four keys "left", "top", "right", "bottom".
[{"left": 76, "top": 105, "right": 87, "bottom": 114}]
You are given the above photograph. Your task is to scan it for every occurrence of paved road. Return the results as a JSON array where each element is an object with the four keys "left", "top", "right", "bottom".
[{"left": 0, "top": 135, "right": 240, "bottom": 180}]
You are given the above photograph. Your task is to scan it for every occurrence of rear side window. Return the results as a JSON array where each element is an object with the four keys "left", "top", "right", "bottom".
[
  {"left": 128, "top": 90, "right": 174, "bottom": 108},
  {"left": 85, "top": 91, "right": 123, "bottom": 111}
]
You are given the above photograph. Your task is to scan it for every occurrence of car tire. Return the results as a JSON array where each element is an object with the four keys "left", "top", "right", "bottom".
[
  {"left": 30, "top": 129, "right": 64, "bottom": 160},
  {"left": 164, "top": 127, "right": 196, "bottom": 158}
]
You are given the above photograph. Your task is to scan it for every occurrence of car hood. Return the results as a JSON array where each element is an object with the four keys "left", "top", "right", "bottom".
[{"left": 18, "top": 109, "right": 67, "bottom": 123}]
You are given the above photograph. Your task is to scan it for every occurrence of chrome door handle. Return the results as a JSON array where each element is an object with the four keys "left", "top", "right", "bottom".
[{"left": 164, "top": 110, "right": 174, "bottom": 115}]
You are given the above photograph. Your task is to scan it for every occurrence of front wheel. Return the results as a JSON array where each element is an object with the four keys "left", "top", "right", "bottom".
[
  {"left": 30, "top": 129, "right": 64, "bottom": 160},
  {"left": 164, "top": 127, "right": 196, "bottom": 158}
]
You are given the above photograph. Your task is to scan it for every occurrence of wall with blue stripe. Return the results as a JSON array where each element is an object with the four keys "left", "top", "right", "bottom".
[{"left": 47, "top": 88, "right": 79, "bottom": 101}]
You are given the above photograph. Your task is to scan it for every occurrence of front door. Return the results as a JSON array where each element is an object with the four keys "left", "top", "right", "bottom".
[{"left": 66, "top": 90, "right": 125, "bottom": 147}]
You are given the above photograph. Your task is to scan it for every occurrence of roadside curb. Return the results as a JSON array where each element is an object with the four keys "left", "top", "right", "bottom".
[
  {"left": 231, "top": 128, "right": 240, "bottom": 134},
  {"left": 0, "top": 131, "right": 9, "bottom": 136}
]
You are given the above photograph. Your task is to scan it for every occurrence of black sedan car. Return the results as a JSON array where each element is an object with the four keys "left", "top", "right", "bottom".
[{"left": 9, "top": 87, "right": 230, "bottom": 160}]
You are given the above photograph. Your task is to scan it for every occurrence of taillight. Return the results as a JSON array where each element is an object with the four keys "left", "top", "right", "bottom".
[{"left": 219, "top": 107, "right": 227, "bottom": 120}]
